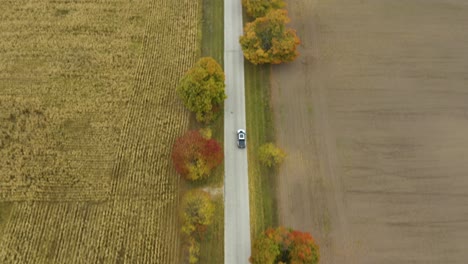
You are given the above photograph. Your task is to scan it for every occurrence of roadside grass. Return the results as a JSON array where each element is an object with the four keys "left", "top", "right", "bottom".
[
  {"left": 241, "top": 7, "right": 279, "bottom": 237},
  {"left": 244, "top": 63, "right": 278, "bottom": 237},
  {"left": 197, "top": 0, "right": 224, "bottom": 261},
  {"left": 179, "top": 0, "right": 224, "bottom": 263},
  {"left": 201, "top": 0, "right": 224, "bottom": 65},
  {"left": 198, "top": 0, "right": 224, "bottom": 262},
  {"left": 198, "top": 197, "right": 224, "bottom": 263}
]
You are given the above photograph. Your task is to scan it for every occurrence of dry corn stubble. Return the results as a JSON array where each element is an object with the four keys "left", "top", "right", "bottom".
[{"left": 0, "top": 0, "right": 201, "bottom": 262}]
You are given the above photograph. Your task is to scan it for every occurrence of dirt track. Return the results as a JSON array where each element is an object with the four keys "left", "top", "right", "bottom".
[{"left": 272, "top": 1, "right": 468, "bottom": 263}]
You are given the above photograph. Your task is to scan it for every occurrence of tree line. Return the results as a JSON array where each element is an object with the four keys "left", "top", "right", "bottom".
[{"left": 172, "top": 0, "right": 318, "bottom": 261}]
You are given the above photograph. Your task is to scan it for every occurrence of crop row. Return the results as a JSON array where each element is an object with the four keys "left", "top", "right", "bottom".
[
  {"left": 0, "top": 0, "right": 143, "bottom": 201},
  {"left": 0, "top": 0, "right": 201, "bottom": 262},
  {"left": 0, "top": 0, "right": 138, "bottom": 201},
  {"left": 0, "top": 199, "right": 180, "bottom": 263}
]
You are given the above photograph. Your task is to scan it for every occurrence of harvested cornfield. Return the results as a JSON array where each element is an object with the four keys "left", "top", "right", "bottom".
[
  {"left": 0, "top": 0, "right": 142, "bottom": 201},
  {"left": 0, "top": 0, "right": 200, "bottom": 262}
]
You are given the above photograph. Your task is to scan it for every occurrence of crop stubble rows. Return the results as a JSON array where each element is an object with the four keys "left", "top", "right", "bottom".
[
  {"left": 0, "top": 0, "right": 142, "bottom": 201},
  {"left": 0, "top": 0, "right": 200, "bottom": 262}
]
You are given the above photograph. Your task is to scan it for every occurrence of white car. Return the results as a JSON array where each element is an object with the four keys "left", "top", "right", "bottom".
[{"left": 237, "top": 129, "right": 246, "bottom": 149}]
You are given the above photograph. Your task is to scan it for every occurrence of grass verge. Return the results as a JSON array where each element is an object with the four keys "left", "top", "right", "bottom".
[
  {"left": 179, "top": 0, "right": 224, "bottom": 263},
  {"left": 244, "top": 63, "right": 278, "bottom": 237},
  {"left": 197, "top": 0, "right": 224, "bottom": 261},
  {"left": 201, "top": 0, "right": 224, "bottom": 65},
  {"left": 198, "top": 197, "right": 224, "bottom": 263}
]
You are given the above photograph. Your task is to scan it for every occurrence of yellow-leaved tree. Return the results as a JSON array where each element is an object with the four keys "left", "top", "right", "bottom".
[
  {"left": 177, "top": 57, "right": 226, "bottom": 123},
  {"left": 180, "top": 190, "right": 215, "bottom": 263},
  {"left": 258, "top": 142, "right": 286, "bottom": 168},
  {"left": 242, "top": 0, "right": 286, "bottom": 18},
  {"left": 240, "top": 9, "right": 300, "bottom": 65}
]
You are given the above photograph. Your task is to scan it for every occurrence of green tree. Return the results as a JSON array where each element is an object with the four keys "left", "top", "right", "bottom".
[
  {"left": 242, "top": 0, "right": 286, "bottom": 18},
  {"left": 258, "top": 143, "right": 286, "bottom": 168},
  {"left": 240, "top": 9, "right": 300, "bottom": 65},
  {"left": 177, "top": 57, "right": 226, "bottom": 123}
]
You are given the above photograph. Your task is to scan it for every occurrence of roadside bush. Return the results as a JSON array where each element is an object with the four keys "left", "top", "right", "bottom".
[
  {"left": 240, "top": 9, "right": 300, "bottom": 65},
  {"left": 177, "top": 57, "right": 226, "bottom": 123},
  {"left": 258, "top": 143, "right": 286, "bottom": 168},
  {"left": 242, "top": 0, "right": 286, "bottom": 18}
]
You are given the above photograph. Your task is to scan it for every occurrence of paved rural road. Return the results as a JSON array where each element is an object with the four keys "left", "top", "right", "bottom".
[{"left": 224, "top": 0, "right": 251, "bottom": 263}]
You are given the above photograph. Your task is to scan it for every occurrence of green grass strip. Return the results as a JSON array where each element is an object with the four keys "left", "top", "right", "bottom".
[
  {"left": 193, "top": 0, "right": 225, "bottom": 263},
  {"left": 201, "top": 0, "right": 224, "bottom": 65},
  {"left": 244, "top": 63, "right": 278, "bottom": 237},
  {"left": 198, "top": 197, "right": 224, "bottom": 263}
]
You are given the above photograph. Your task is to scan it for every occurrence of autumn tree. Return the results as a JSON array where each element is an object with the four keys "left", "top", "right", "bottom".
[
  {"left": 180, "top": 190, "right": 215, "bottom": 237},
  {"left": 177, "top": 57, "right": 226, "bottom": 123},
  {"left": 186, "top": 237, "right": 200, "bottom": 264},
  {"left": 240, "top": 9, "right": 300, "bottom": 65},
  {"left": 180, "top": 190, "right": 215, "bottom": 263},
  {"left": 258, "top": 143, "right": 286, "bottom": 168},
  {"left": 249, "top": 232, "right": 280, "bottom": 263},
  {"left": 172, "top": 130, "right": 223, "bottom": 181},
  {"left": 250, "top": 226, "right": 320, "bottom": 264},
  {"left": 199, "top": 127, "right": 212, "bottom": 139},
  {"left": 242, "top": 0, "right": 286, "bottom": 18}
]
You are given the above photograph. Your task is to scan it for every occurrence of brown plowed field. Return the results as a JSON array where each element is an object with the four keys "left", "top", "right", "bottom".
[{"left": 272, "top": 1, "right": 468, "bottom": 263}]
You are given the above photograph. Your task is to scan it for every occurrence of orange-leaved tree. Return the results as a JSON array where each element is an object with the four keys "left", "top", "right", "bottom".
[
  {"left": 242, "top": 0, "right": 286, "bottom": 18},
  {"left": 250, "top": 226, "right": 320, "bottom": 264},
  {"left": 177, "top": 57, "right": 226, "bottom": 123},
  {"left": 240, "top": 9, "right": 300, "bottom": 65},
  {"left": 172, "top": 130, "right": 223, "bottom": 181}
]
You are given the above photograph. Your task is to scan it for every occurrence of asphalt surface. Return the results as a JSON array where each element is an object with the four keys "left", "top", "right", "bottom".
[{"left": 224, "top": 0, "right": 251, "bottom": 263}]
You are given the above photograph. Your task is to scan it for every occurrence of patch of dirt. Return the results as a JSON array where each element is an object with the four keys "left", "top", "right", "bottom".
[
  {"left": 202, "top": 186, "right": 224, "bottom": 197},
  {"left": 272, "top": 0, "right": 468, "bottom": 263}
]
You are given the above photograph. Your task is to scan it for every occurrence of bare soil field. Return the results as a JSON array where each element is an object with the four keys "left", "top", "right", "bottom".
[
  {"left": 0, "top": 0, "right": 200, "bottom": 262},
  {"left": 272, "top": 0, "right": 468, "bottom": 263}
]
